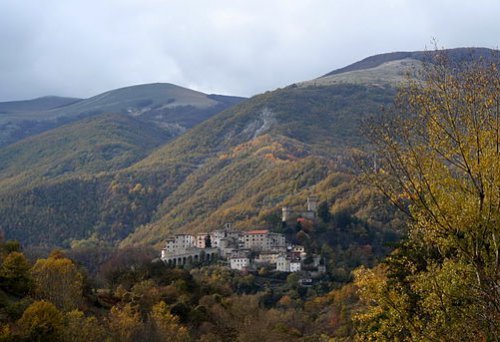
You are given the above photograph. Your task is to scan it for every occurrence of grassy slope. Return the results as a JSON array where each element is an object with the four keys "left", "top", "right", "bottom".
[
  {"left": 0, "top": 83, "right": 245, "bottom": 148},
  {"left": 0, "top": 113, "right": 173, "bottom": 190},
  {"left": 0, "top": 96, "right": 82, "bottom": 114}
]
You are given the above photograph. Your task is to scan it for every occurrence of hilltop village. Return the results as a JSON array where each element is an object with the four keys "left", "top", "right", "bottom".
[{"left": 161, "top": 196, "right": 326, "bottom": 275}]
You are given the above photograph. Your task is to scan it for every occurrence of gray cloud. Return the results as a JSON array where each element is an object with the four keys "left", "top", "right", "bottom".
[{"left": 0, "top": 0, "right": 499, "bottom": 101}]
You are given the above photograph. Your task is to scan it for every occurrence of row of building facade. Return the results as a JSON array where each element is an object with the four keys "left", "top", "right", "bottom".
[
  {"left": 160, "top": 228, "right": 312, "bottom": 272},
  {"left": 160, "top": 196, "right": 323, "bottom": 273}
]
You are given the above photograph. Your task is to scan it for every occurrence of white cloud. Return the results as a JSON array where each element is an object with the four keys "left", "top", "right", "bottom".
[{"left": 0, "top": 0, "right": 498, "bottom": 101}]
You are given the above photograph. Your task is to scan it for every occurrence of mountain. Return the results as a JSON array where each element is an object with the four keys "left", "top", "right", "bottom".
[
  {"left": 0, "top": 113, "right": 173, "bottom": 190},
  {"left": 0, "top": 96, "right": 82, "bottom": 114},
  {"left": 321, "top": 47, "right": 495, "bottom": 76},
  {"left": 0, "top": 48, "right": 493, "bottom": 248},
  {"left": 0, "top": 83, "right": 245, "bottom": 147},
  {"left": 119, "top": 82, "right": 396, "bottom": 246},
  {"left": 302, "top": 47, "right": 495, "bottom": 87}
]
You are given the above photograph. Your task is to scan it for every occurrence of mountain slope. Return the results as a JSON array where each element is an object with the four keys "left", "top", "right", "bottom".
[
  {"left": 0, "top": 96, "right": 82, "bottom": 114},
  {"left": 0, "top": 48, "right": 493, "bottom": 248},
  {"left": 302, "top": 47, "right": 497, "bottom": 88},
  {"left": 0, "top": 113, "right": 173, "bottom": 190},
  {"left": 0, "top": 84, "right": 395, "bottom": 248},
  {"left": 0, "top": 83, "right": 245, "bottom": 147},
  {"left": 115, "top": 48, "right": 498, "bottom": 246},
  {"left": 120, "top": 81, "right": 395, "bottom": 246},
  {"left": 321, "top": 47, "right": 495, "bottom": 77}
]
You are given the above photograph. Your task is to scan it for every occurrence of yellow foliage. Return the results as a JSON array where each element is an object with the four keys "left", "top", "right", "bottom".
[
  {"left": 31, "top": 255, "right": 84, "bottom": 311},
  {"left": 108, "top": 303, "right": 143, "bottom": 342},
  {"left": 151, "top": 301, "right": 190, "bottom": 342}
]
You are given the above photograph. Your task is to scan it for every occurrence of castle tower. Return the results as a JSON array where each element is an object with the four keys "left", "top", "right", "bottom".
[
  {"left": 282, "top": 206, "right": 292, "bottom": 222},
  {"left": 307, "top": 196, "right": 318, "bottom": 212}
]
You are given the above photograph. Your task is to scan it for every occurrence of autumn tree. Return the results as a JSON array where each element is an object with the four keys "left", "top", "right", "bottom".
[
  {"left": 60, "top": 310, "right": 107, "bottom": 342},
  {"left": 31, "top": 252, "right": 85, "bottom": 311},
  {"left": 107, "top": 303, "right": 144, "bottom": 342},
  {"left": 357, "top": 49, "right": 500, "bottom": 340},
  {"left": 0, "top": 251, "right": 32, "bottom": 296},
  {"left": 149, "top": 301, "right": 190, "bottom": 342},
  {"left": 17, "top": 300, "right": 63, "bottom": 342}
]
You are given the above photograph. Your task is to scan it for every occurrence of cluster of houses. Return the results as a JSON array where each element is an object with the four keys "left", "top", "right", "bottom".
[{"left": 160, "top": 196, "right": 325, "bottom": 273}]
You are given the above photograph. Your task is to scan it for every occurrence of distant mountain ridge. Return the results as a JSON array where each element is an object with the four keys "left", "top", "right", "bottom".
[
  {"left": 0, "top": 83, "right": 245, "bottom": 147},
  {"left": 298, "top": 47, "right": 497, "bottom": 88},
  {"left": 321, "top": 47, "right": 495, "bottom": 77},
  {"left": 0, "top": 96, "right": 82, "bottom": 114}
]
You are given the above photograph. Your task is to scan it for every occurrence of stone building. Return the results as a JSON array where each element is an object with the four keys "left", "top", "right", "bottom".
[
  {"left": 240, "top": 230, "right": 286, "bottom": 252},
  {"left": 276, "top": 253, "right": 302, "bottom": 272},
  {"left": 281, "top": 196, "right": 319, "bottom": 222},
  {"left": 229, "top": 250, "right": 251, "bottom": 271}
]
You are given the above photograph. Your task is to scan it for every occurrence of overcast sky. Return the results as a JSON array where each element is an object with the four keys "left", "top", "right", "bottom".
[{"left": 0, "top": 0, "right": 498, "bottom": 101}]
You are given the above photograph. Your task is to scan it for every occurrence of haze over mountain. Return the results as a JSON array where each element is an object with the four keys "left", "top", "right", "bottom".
[
  {"left": 0, "top": 83, "right": 245, "bottom": 148},
  {"left": 0, "top": 48, "right": 494, "bottom": 248}
]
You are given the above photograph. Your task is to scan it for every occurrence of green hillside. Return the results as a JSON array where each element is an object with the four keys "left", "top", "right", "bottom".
[
  {"left": 122, "top": 83, "right": 395, "bottom": 246},
  {"left": 0, "top": 84, "right": 395, "bottom": 248},
  {"left": 0, "top": 83, "right": 245, "bottom": 147},
  {"left": 0, "top": 48, "right": 492, "bottom": 249},
  {"left": 0, "top": 113, "right": 173, "bottom": 190}
]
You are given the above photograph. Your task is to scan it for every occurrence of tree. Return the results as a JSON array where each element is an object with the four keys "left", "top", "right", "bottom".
[
  {"left": 149, "top": 301, "right": 189, "bottom": 342},
  {"left": 60, "top": 310, "right": 107, "bottom": 342},
  {"left": 17, "top": 300, "right": 63, "bottom": 342},
  {"left": 317, "top": 201, "right": 331, "bottom": 223},
  {"left": 359, "top": 49, "right": 500, "bottom": 339},
  {"left": 31, "top": 253, "right": 85, "bottom": 311},
  {"left": 107, "top": 303, "right": 143, "bottom": 342},
  {"left": 0, "top": 240, "right": 21, "bottom": 255},
  {"left": 0, "top": 251, "right": 32, "bottom": 296}
]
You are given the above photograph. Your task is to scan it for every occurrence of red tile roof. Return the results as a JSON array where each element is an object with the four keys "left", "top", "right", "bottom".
[{"left": 245, "top": 229, "right": 269, "bottom": 235}]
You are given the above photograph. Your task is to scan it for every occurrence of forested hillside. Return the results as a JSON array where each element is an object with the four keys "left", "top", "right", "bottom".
[
  {"left": 0, "top": 83, "right": 395, "bottom": 248},
  {"left": 0, "top": 47, "right": 497, "bottom": 341},
  {"left": 0, "top": 48, "right": 493, "bottom": 251}
]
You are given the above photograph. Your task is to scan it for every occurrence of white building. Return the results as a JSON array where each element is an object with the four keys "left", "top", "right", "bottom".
[
  {"left": 241, "top": 230, "right": 270, "bottom": 250},
  {"left": 162, "top": 234, "right": 196, "bottom": 256},
  {"left": 290, "top": 260, "right": 302, "bottom": 272},
  {"left": 219, "top": 237, "right": 238, "bottom": 258},
  {"left": 276, "top": 254, "right": 290, "bottom": 272},
  {"left": 160, "top": 228, "right": 288, "bottom": 270},
  {"left": 195, "top": 233, "right": 209, "bottom": 249},
  {"left": 210, "top": 230, "right": 227, "bottom": 248},
  {"left": 276, "top": 254, "right": 302, "bottom": 273},
  {"left": 230, "top": 251, "right": 251, "bottom": 271},
  {"left": 240, "top": 230, "right": 286, "bottom": 252}
]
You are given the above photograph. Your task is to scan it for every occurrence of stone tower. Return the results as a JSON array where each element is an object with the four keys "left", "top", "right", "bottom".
[
  {"left": 307, "top": 196, "right": 318, "bottom": 212},
  {"left": 282, "top": 206, "right": 292, "bottom": 222}
]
